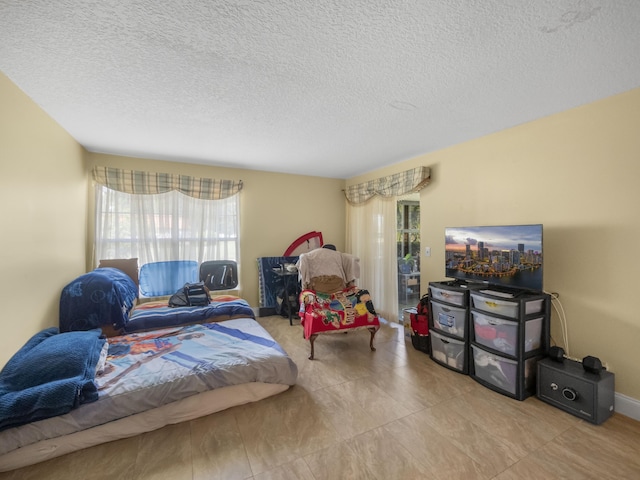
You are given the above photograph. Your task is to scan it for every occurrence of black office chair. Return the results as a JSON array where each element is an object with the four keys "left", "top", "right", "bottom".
[{"left": 199, "top": 260, "right": 238, "bottom": 291}]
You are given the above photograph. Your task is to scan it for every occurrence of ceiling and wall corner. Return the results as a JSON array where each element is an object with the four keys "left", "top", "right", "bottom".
[{"left": 1, "top": 1, "right": 639, "bottom": 179}]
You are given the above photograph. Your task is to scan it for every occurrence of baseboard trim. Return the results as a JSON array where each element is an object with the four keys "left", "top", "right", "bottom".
[{"left": 615, "top": 393, "right": 640, "bottom": 421}]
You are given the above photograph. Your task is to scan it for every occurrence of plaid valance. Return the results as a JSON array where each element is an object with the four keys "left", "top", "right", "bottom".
[
  {"left": 344, "top": 166, "right": 430, "bottom": 204},
  {"left": 92, "top": 166, "right": 243, "bottom": 200}
]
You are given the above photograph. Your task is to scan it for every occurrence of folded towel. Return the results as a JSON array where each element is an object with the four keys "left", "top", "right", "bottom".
[{"left": 0, "top": 327, "right": 105, "bottom": 431}]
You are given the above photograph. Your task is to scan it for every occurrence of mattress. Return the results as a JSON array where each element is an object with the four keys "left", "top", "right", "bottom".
[{"left": 0, "top": 318, "right": 297, "bottom": 472}]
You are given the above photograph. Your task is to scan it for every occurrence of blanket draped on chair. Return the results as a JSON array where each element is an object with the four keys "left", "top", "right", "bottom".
[{"left": 299, "top": 287, "right": 378, "bottom": 336}]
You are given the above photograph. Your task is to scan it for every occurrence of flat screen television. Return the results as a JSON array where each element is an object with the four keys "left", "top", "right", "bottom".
[{"left": 445, "top": 224, "right": 543, "bottom": 292}]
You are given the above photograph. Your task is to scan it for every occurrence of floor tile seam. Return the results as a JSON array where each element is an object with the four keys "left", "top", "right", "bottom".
[
  {"left": 299, "top": 437, "right": 371, "bottom": 480},
  {"left": 361, "top": 419, "right": 448, "bottom": 478},
  {"left": 494, "top": 425, "right": 619, "bottom": 478},
  {"left": 229, "top": 408, "right": 261, "bottom": 479},
  {"left": 316, "top": 375, "right": 367, "bottom": 392},
  {"left": 187, "top": 420, "right": 197, "bottom": 479},
  {"left": 571, "top": 421, "right": 640, "bottom": 469},
  {"left": 485, "top": 434, "right": 555, "bottom": 480},
  {"left": 410, "top": 398, "right": 527, "bottom": 469},
  {"left": 299, "top": 454, "right": 322, "bottom": 480},
  {"left": 341, "top": 373, "right": 423, "bottom": 414},
  {"left": 547, "top": 422, "right": 640, "bottom": 475},
  {"left": 442, "top": 391, "right": 543, "bottom": 439},
  {"left": 396, "top": 435, "right": 477, "bottom": 478},
  {"left": 476, "top": 413, "right": 557, "bottom": 471},
  {"left": 362, "top": 364, "right": 399, "bottom": 378},
  {"left": 437, "top": 399, "right": 537, "bottom": 460},
  {"left": 418, "top": 387, "right": 473, "bottom": 409}
]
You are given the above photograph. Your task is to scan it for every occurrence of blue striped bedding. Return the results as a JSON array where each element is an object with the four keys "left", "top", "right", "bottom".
[{"left": 124, "top": 296, "right": 255, "bottom": 332}]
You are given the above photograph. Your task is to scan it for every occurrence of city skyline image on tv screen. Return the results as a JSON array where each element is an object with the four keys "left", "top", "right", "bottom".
[{"left": 445, "top": 224, "right": 543, "bottom": 292}]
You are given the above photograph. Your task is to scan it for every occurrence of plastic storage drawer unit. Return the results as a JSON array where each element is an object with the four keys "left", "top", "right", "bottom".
[
  {"left": 430, "top": 301, "right": 467, "bottom": 338},
  {"left": 429, "top": 285, "right": 466, "bottom": 306},
  {"left": 430, "top": 330, "right": 467, "bottom": 373},
  {"left": 472, "top": 312, "right": 544, "bottom": 356},
  {"left": 470, "top": 293, "right": 544, "bottom": 319}
]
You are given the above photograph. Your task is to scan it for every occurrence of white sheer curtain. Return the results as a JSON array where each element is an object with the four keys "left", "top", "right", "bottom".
[
  {"left": 94, "top": 185, "right": 239, "bottom": 267},
  {"left": 346, "top": 195, "right": 398, "bottom": 322}
]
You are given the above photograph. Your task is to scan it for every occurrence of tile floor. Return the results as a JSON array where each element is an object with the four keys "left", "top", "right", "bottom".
[{"left": 1, "top": 315, "right": 639, "bottom": 480}]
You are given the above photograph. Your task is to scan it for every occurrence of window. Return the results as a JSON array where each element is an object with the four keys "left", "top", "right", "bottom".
[
  {"left": 94, "top": 185, "right": 239, "bottom": 266},
  {"left": 397, "top": 197, "right": 420, "bottom": 310},
  {"left": 397, "top": 199, "right": 420, "bottom": 268}
]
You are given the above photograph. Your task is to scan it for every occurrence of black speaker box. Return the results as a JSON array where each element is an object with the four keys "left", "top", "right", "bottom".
[{"left": 537, "top": 357, "right": 614, "bottom": 425}]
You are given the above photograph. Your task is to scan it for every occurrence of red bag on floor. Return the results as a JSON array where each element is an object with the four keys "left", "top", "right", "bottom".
[
  {"left": 411, "top": 294, "right": 429, "bottom": 335},
  {"left": 410, "top": 294, "right": 429, "bottom": 352}
]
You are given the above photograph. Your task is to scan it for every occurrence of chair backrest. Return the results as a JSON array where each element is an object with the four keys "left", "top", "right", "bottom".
[
  {"left": 98, "top": 258, "right": 139, "bottom": 286},
  {"left": 298, "top": 248, "right": 361, "bottom": 293},
  {"left": 199, "top": 260, "right": 238, "bottom": 290},
  {"left": 139, "top": 260, "right": 199, "bottom": 297}
]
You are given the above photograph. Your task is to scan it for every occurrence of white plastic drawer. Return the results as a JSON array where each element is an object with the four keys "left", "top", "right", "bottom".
[
  {"left": 430, "top": 301, "right": 466, "bottom": 337},
  {"left": 523, "top": 317, "right": 544, "bottom": 352},
  {"left": 473, "top": 312, "right": 518, "bottom": 355},
  {"left": 471, "top": 293, "right": 518, "bottom": 318},
  {"left": 471, "top": 293, "right": 544, "bottom": 319},
  {"left": 430, "top": 331, "right": 466, "bottom": 372},
  {"left": 472, "top": 312, "right": 544, "bottom": 356},
  {"left": 429, "top": 286, "right": 465, "bottom": 306},
  {"left": 471, "top": 345, "right": 519, "bottom": 395},
  {"left": 524, "top": 299, "right": 544, "bottom": 315}
]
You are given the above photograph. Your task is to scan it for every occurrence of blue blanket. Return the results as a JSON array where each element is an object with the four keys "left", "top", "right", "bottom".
[
  {"left": 59, "top": 267, "right": 139, "bottom": 332},
  {"left": 0, "top": 328, "right": 105, "bottom": 431}
]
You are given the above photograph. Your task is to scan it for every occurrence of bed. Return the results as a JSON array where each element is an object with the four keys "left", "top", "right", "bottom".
[
  {"left": 59, "top": 267, "right": 255, "bottom": 335},
  {"left": 0, "top": 317, "right": 298, "bottom": 472}
]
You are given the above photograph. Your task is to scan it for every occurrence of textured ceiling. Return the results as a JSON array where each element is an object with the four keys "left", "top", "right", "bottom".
[{"left": 1, "top": 1, "right": 640, "bottom": 179}]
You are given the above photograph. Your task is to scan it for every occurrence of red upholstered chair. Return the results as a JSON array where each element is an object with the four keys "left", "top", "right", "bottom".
[{"left": 296, "top": 246, "right": 380, "bottom": 360}]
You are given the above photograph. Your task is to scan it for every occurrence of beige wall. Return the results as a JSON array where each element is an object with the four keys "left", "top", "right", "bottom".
[
  {"left": 3, "top": 68, "right": 639, "bottom": 402},
  {"left": 348, "top": 88, "right": 640, "bottom": 400},
  {"left": 0, "top": 72, "right": 88, "bottom": 367},
  {"left": 1, "top": 73, "right": 345, "bottom": 369},
  {"left": 85, "top": 154, "right": 346, "bottom": 308}
]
